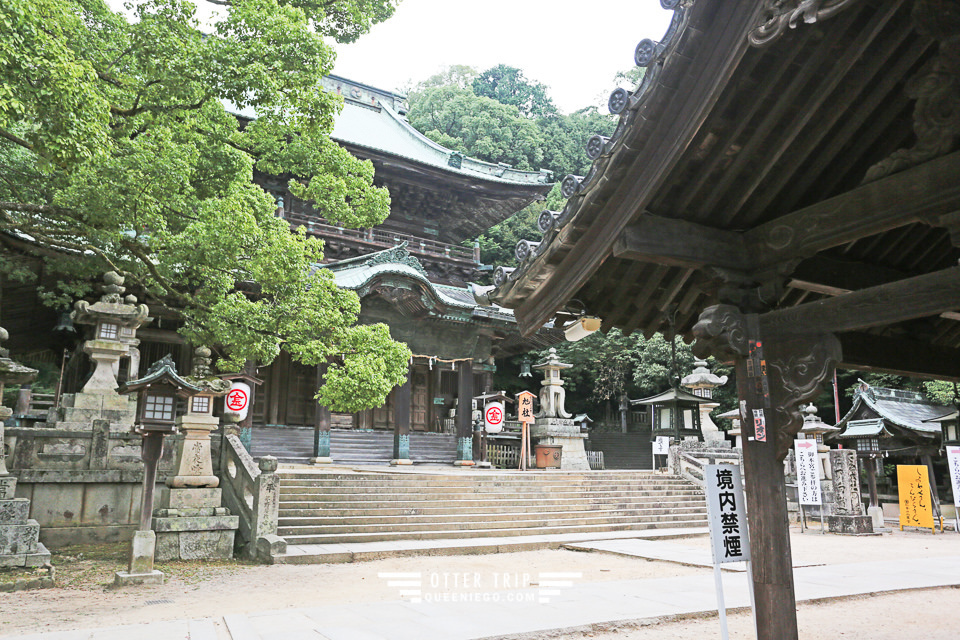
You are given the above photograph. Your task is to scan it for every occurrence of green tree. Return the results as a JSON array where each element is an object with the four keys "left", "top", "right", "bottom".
[
  {"left": 0, "top": 0, "right": 410, "bottom": 412},
  {"left": 406, "top": 84, "right": 544, "bottom": 170},
  {"left": 471, "top": 64, "right": 556, "bottom": 118}
]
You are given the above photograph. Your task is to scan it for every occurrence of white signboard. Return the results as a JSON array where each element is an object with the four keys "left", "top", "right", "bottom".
[
  {"left": 652, "top": 436, "right": 670, "bottom": 456},
  {"left": 795, "top": 439, "right": 822, "bottom": 506},
  {"left": 704, "top": 464, "right": 751, "bottom": 564},
  {"left": 947, "top": 446, "right": 960, "bottom": 509},
  {"left": 224, "top": 381, "right": 251, "bottom": 420},
  {"left": 484, "top": 401, "right": 505, "bottom": 434}
]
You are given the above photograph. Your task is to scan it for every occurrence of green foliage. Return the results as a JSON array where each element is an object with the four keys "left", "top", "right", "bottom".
[
  {"left": 406, "top": 66, "right": 618, "bottom": 272},
  {"left": 0, "top": 0, "right": 410, "bottom": 412},
  {"left": 530, "top": 330, "right": 735, "bottom": 419},
  {"left": 471, "top": 64, "right": 556, "bottom": 118}
]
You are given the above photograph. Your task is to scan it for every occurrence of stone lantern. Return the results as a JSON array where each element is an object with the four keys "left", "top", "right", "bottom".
[
  {"left": 529, "top": 348, "right": 590, "bottom": 470},
  {"left": 681, "top": 359, "right": 729, "bottom": 446},
  {"left": 151, "top": 347, "right": 238, "bottom": 561},
  {"left": 0, "top": 327, "right": 50, "bottom": 570},
  {"left": 116, "top": 355, "right": 201, "bottom": 586},
  {"left": 58, "top": 271, "right": 149, "bottom": 433}
]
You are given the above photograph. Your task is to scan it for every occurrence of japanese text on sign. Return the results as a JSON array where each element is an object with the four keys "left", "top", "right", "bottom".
[
  {"left": 795, "top": 440, "right": 822, "bottom": 506},
  {"left": 704, "top": 464, "right": 750, "bottom": 564},
  {"left": 652, "top": 436, "right": 670, "bottom": 456},
  {"left": 517, "top": 391, "right": 536, "bottom": 424},
  {"left": 752, "top": 409, "right": 767, "bottom": 442},
  {"left": 947, "top": 447, "right": 960, "bottom": 509},
  {"left": 897, "top": 464, "right": 934, "bottom": 531}
]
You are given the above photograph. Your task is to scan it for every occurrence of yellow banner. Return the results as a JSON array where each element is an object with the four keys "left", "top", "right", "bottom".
[{"left": 898, "top": 465, "right": 935, "bottom": 532}]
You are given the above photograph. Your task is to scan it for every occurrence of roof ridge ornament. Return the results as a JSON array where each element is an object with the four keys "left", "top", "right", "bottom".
[
  {"left": 363, "top": 241, "right": 428, "bottom": 277},
  {"left": 749, "top": 0, "right": 861, "bottom": 48}
]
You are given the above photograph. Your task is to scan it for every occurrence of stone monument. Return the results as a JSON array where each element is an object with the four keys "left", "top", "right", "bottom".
[
  {"left": 530, "top": 348, "right": 590, "bottom": 470},
  {"left": 680, "top": 359, "right": 729, "bottom": 446},
  {"left": 0, "top": 328, "right": 51, "bottom": 570},
  {"left": 825, "top": 449, "right": 874, "bottom": 534},
  {"left": 152, "top": 348, "right": 238, "bottom": 561},
  {"left": 49, "top": 272, "right": 149, "bottom": 432}
]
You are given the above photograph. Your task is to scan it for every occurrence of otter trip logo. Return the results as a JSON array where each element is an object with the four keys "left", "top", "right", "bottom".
[{"left": 224, "top": 381, "right": 251, "bottom": 420}]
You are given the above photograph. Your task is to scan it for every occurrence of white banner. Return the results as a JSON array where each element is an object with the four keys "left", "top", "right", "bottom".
[
  {"left": 794, "top": 439, "right": 822, "bottom": 506},
  {"left": 947, "top": 446, "right": 960, "bottom": 509},
  {"left": 704, "top": 464, "right": 751, "bottom": 564}
]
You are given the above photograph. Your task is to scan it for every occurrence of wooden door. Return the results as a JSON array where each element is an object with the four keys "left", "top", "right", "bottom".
[{"left": 412, "top": 369, "right": 428, "bottom": 431}]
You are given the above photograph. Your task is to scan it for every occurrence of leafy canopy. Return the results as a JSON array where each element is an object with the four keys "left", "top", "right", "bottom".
[{"left": 0, "top": 0, "right": 410, "bottom": 412}]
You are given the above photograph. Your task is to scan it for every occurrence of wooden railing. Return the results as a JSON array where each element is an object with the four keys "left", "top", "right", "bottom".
[
  {"left": 284, "top": 211, "right": 478, "bottom": 263},
  {"left": 219, "top": 434, "right": 285, "bottom": 561},
  {"left": 487, "top": 442, "right": 532, "bottom": 469}
]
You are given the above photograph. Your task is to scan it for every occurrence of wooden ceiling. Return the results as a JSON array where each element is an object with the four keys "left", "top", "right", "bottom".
[{"left": 488, "top": 0, "right": 960, "bottom": 379}]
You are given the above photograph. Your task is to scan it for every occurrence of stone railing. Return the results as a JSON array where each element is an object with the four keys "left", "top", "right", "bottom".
[
  {"left": 218, "top": 434, "right": 284, "bottom": 561},
  {"left": 673, "top": 445, "right": 742, "bottom": 489},
  {"left": 6, "top": 419, "right": 185, "bottom": 546}
]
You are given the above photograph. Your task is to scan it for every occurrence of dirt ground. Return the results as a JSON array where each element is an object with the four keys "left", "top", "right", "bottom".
[{"left": 1, "top": 525, "right": 959, "bottom": 639}]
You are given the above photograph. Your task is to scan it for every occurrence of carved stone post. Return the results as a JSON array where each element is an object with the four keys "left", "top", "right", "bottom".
[
  {"left": 693, "top": 304, "right": 840, "bottom": 640},
  {"left": 312, "top": 363, "right": 332, "bottom": 464},
  {"left": 392, "top": 367, "right": 413, "bottom": 466},
  {"left": 455, "top": 360, "right": 475, "bottom": 466}
]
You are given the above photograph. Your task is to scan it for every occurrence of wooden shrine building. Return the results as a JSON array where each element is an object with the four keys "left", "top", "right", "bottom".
[
  {"left": 475, "top": 1, "right": 960, "bottom": 638},
  {"left": 1, "top": 75, "right": 556, "bottom": 464}
]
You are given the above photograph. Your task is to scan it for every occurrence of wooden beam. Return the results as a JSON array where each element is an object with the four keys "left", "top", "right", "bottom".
[
  {"left": 787, "top": 256, "right": 909, "bottom": 295},
  {"left": 508, "top": 2, "right": 764, "bottom": 335},
  {"left": 746, "top": 151, "right": 960, "bottom": 269},
  {"left": 838, "top": 333, "right": 960, "bottom": 381},
  {"left": 762, "top": 266, "right": 960, "bottom": 335},
  {"left": 612, "top": 215, "right": 749, "bottom": 270}
]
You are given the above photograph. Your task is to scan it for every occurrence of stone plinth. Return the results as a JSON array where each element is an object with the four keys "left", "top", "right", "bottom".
[
  {"left": 531, "top": 418, "right": 590, "bottom": 470},
  {"left": 48, "top": 392, "right": 137, "bottom": 433},
  {"left": 826, "top": 514, "right": 874, "bottom": 535},
  {"left": 167, "top": 414, "right": 220, "bottom": 488},
  {"left": 152, "top": 487, "right": 238, "bottom": 561},
  {"left": 0, "top": 476, "right": 51, "bottom": 568},
  {"left": 115, "top": 529, "right": 164, "bottom": 586}
]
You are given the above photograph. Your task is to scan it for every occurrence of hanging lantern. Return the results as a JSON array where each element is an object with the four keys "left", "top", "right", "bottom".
[{"left": 519, "top": 355, "right": 533, "bottom": 378}]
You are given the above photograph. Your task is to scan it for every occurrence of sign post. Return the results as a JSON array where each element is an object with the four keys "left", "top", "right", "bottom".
[
  {"left": 704, "top": 464, "right": 751, "bottom": 640},
  {"left": 517, "top": 391, "right": 536, "bottom": 471},
  {"left": 947, "top": 446, "right": 960, "bottom": 535},
  {"left": 897, "top": 464, "right": 936, "bottom": 534},
  {"left": 794, "top": 439, "right": 823, "bottom": 534},
  {"left": 652, "top": 435, "right": 670, "bottom": 471}
]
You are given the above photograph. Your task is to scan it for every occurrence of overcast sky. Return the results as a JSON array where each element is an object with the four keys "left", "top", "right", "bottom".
[
  {"left": 108, "top": 0, "right": 675, "bottom": 114},
  {"left": 331, "top": 0, "right": 674, "bottom": 113}
]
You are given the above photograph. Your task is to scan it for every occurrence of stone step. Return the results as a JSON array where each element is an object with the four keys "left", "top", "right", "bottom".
[
  {"left": 278, "top": 497, "right": 706, "bottom": 516},
  {"left": 278, "top": 505, "right": 707, "bottom": 527},
  {"left": 280, "top": 518, "right": 708, "bottom": 545},
  {"left": 279, "top": 513, "right": 708, "bottom": 537},
  {"left": 278, "top": 489, "right": 703, "bottom": 503}
]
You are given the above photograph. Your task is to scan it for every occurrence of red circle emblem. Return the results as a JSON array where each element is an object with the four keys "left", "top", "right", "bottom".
[
  {"left": 226, "top": 388, "right": 248, "bottom": 412},
  {"left": 485, "top": 405, "right": 503, "bottom": 426}
]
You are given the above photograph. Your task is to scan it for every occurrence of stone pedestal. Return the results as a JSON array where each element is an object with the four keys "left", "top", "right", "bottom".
[
  {"left": 152, "top": 488, "right": 238, "bottom": 561},
  {"left": 115, "top": 529, "right": 164, "bottom": 586},
  {"left": 48, "top": 392, "right": 138, "bottom": 433},
  {"left": 167, "top": 414, "right": 219, "bottom": 488},
  {"left": 0, "top": 476, "right": 50, "bottom": 568},
  {"left": 531, "top": 418, "right": 590, "bottom": 471}
]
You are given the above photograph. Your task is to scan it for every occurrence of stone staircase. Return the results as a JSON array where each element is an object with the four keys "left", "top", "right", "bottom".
[{"left": 276, "top": 470, "right": 707, "bottom": 545}]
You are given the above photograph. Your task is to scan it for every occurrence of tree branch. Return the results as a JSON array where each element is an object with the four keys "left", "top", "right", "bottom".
[{"left": 0, "top": 129, "right": 35, "bottom": 152}]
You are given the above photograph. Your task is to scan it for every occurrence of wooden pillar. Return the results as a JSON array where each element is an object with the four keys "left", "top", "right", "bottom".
[
  {"left": 312, "top": 363, "right": 332, "bottom": 464},
  {"left": 455, "top": 360, "right": 475, "bottom": 466},
  {"left": 865, "top": 457, "right": 879, "bottom": 508},
  {"left": 693, "top": 305, "right": 840, "bottom": 640},
  {"left": 391, "top": 367, "right": 412, "bottom": 465}
]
